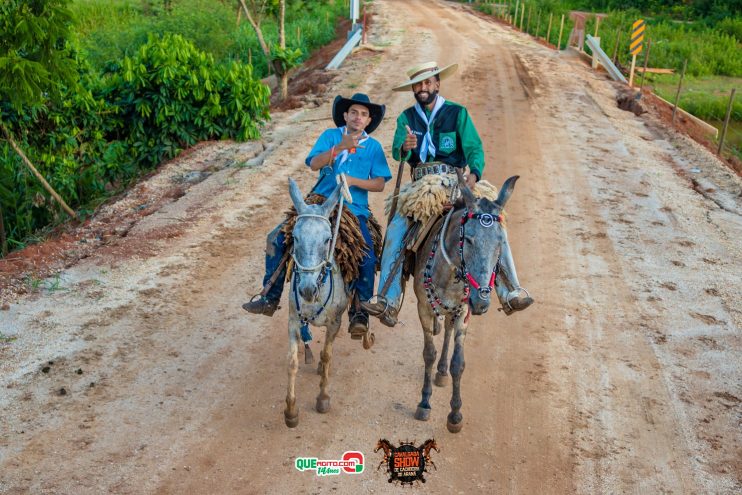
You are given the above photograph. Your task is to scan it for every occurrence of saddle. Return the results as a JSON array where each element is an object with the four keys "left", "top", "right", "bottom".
[
  {"left": 402, "top": 208, "right": 449, "bottom": 279},
  {"left": 282, "top": 193, "right": 382, "bottom": 284}
]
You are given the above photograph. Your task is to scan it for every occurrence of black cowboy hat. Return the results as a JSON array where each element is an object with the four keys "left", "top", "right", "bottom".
[{"left": 332, "top": 93, "right": 385, "bottom": 134}]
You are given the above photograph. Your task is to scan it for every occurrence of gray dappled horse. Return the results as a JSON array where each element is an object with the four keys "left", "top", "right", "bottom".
[
  {"left": 284, "top": 178, "right": 349, "bottom": 428},
  {"left": 412, "top": 174, "right": 520, "bottom": 433}
]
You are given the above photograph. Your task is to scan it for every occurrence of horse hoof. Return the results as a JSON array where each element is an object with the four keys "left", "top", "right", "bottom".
[
  {"left": 434, "top": 372, "right": 450, "bottom": 387},
  {"left": 316, "top": 397, "right": 331, "bottom": 413},
  {"left": 362, "top": 332, "right": 375, "bottom": 350},
  {"left": 284, "top": 413, "right": 299, "bottom": 428},
  {"left": 415, "top": 406, "right": 431, "bottom": 421},
  {"left": 446, "top": 419, "right": 463, "bottom": 433}
]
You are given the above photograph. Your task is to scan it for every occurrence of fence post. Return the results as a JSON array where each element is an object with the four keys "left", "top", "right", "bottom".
[
  {"left": 557, "top": 14, "right": 565, "bottom": 50},
  {"left": 718, "top": 88, "right": 737, "bottom": 155},
  {"left": 547, "top": 13, "right": 553, "bottom": 45},
  {"left": 672, "top": 59, "right": 688, "bottom": 126},
  {"left": 639, "top": 38, "right": 651, "bottom": 92},
  {"left": 612, "top": 30, "right": 621, "bottom": 64},
  {"left": 536, "top": 11, "right": 541, "bottom": 39},
  {"left": 520, "top": 3, "right": 525, "bottom": 31}
]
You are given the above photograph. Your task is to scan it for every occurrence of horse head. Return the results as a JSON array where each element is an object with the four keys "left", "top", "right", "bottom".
[
  {"left": 288, "top": 178, "right": 341, "bottom": 302},
  {"left": 375, "top": 438, "right": 392, "bottom": 454},
  {"left": 455, "top": 172, "right": 519, "bottom": 315}
]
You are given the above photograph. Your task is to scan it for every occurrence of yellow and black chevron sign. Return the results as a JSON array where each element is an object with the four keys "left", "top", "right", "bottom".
[{"left": 630, "top": 19, "right": 645, "bottom": 56}]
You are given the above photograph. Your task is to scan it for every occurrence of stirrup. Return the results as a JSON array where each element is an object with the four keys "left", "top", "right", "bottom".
[
  {"left": 361, "top": 295, "right": 391, "bottom": 316},
  {"left": 505, "top": 287, "right": 531, "bottom": 311},
  {"left": 497, "top": 287, "right": 534, "bottom": 316}
]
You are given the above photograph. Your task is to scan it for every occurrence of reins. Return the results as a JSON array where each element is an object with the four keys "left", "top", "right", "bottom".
[{"left": 423, "top": 206, "right": 502, "bottom": 317}]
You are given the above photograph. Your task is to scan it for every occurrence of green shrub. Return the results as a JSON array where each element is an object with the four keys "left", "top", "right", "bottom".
[
  {"left": 1, "top": 33, "right": 270, "bottom": 249},
  {"left": 99, "top": 33, "right": 271, "bottom": 169},
  {"left": 716, "top": 17, "right": 742, "bottom": 42}
]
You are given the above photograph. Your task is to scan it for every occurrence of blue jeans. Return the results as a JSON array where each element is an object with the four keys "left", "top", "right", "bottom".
[
  {"left": 261, "top": 217, "right": 376, "bottom": 304},
  {"left": 375, "top": 212, "right": 410, "bottom": 310},
  {"left": 263, "top": 222, "right": 288, "bottom": 302},
  {"left": 376, "top": 212, "right": 524, "bottom": 311}
]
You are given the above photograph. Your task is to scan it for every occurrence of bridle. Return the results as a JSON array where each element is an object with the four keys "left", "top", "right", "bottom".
[
  {"left": 454, "top": 208, "right": 502, "bottom": 301},
  {"left": 291, "top": 213, "right": 333, "bottom": 279},
  {"left": 290, "top": 196, "right": 345, "bottom": 343},
  {"left": 422, "top": 206, "right": 502, "bottom": 318}
]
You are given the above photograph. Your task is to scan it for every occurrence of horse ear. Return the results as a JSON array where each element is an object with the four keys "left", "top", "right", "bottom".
[
  {"left": 495, "top": 175, "right": 519, "bottom": 209},
  {"left": 320, "top": 183, "right": 342, "bottom": 217},
  {"left": 288, "top": 178, "right": 307, "bottom": 213},
  {"left": 456, "top": 168, "right": 476, "bottom": 209}
]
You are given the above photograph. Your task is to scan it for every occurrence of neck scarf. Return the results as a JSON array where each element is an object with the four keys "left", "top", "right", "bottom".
[
  {"left": 335, "top": 126, "right": 369, "bottom": 172},
  {"left": 413, "top": 95, "right": 446, "bottom": 163}
]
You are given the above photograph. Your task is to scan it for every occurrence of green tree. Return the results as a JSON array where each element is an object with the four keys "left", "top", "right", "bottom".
[
  {"left": 237, "top": 0, "right": 301, "bottom": 101},
  {"left": 0, "top": 0, "right": 80, "bottom": 255}
]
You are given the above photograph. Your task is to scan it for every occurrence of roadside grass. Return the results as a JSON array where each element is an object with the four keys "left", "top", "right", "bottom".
[
  {"left": 649, "top": 74, "right": 742, "bottom": 156},
  {"left": 69, "top": 0, "right": 347, "bottom": 78}
]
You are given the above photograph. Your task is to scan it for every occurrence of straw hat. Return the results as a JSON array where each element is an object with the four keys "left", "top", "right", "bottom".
[{"left": 392, "top": 61, "right": 459, "bottom": 92}]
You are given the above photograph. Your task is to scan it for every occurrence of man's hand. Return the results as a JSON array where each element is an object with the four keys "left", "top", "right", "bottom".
[
  {"left": 466, "top": 172, "right": 477, "bottom": 190},
  {"left": 338, "top": 133, "right": 364, "bottom": 152},
  {"left": 401, "top": 125, "right": 417, "bottom": 152}
]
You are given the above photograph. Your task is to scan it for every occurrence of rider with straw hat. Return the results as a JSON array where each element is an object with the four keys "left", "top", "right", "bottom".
[{"left": 362, "top": 62, "right": 534, "bottom": 326}]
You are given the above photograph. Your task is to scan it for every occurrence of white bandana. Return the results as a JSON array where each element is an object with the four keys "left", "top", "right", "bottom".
[{"left": 413, "top": 95, "right": 446, "bottom": 162}]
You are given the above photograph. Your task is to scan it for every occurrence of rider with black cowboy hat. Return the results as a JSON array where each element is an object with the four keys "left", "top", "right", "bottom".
[
  {"left": 362, "top": 62, "right": 534, "bottom": 326},
  {"left": 243, "top": 93, "right": 391, "bottom": 338}
]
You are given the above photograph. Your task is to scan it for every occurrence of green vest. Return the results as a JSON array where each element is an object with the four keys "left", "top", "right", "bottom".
[{"left": 403, "top": 102, "right": 467, "bottom": 168}]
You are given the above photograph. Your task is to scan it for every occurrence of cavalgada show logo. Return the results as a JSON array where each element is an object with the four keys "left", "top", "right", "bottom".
[
  {"left": 294, "top": 451, "right": 364, "bottom": 476},
  {"left": 375, "top": 438, "right": 440, "bottom": 485}
]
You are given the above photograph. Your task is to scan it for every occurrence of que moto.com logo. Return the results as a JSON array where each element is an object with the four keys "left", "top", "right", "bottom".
[{"left": 295, "top": 451, "right": 364, "bottom": 476}]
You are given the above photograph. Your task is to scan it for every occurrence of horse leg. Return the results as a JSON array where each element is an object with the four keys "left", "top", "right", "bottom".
[
  {"left": 285, "top": 320, "right": 301, "bottom": 428},
  {"left": 447, "top": 316, "right": 468, "bottom": 433},
  {"left": 434, "top": 315, "right": 454, "bottom": 387},
  {"left": 415, "top": 303, "right": 437, "bottom": 421},
  {"left": 316, "top": 317, "right": 341, "bottom": 414}
]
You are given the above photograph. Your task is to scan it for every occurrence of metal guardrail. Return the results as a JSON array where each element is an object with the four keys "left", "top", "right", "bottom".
[
  {"left": 326, "top": 29, "right": 363, "bottom": 70},
  {"left": 585, "top": 34, "right": 627, "bottom": 84}
]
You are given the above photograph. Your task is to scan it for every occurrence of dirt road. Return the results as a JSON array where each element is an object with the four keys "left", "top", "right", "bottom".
[{"left": 1, "top": 1, "right": 740, "bottom": 493}]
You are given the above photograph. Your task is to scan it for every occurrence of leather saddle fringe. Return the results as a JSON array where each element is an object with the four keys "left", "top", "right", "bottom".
[{"left": 282, "top": 194, "right": 382, "bottom": 284}]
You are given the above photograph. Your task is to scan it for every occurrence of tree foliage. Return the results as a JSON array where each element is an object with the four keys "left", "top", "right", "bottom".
[
  {"left": 100, "top": 33, "right": 270, "bottom": 169},
  {"left": 1, "top": 31, "right": 270, "bottom": 251},
  {"left": 0, "top": 0, "right": 78, "bottom": 109}
]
